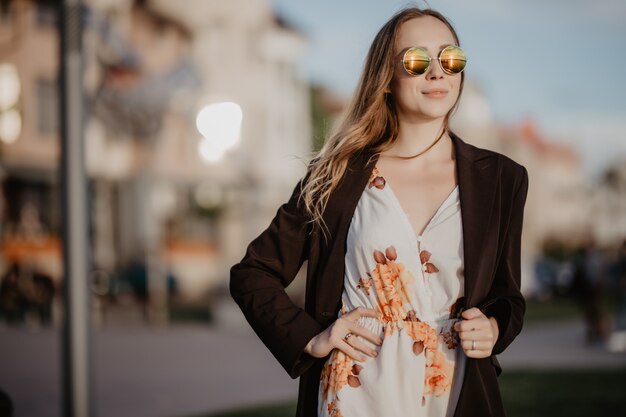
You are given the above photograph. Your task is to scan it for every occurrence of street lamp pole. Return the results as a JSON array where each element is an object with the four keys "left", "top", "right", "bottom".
[{"left": 59, "top": 1, "right": 93, "bottom": 416}]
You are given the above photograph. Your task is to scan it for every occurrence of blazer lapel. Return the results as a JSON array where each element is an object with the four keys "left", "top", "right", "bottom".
[
  {"left": 315, "top": 150, "right": 378, "bottom": 320},
  {"left": 451, "top": 132, "right": 498, "bottom": 308}
]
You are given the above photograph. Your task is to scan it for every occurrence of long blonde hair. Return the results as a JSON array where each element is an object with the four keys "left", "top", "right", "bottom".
[{"left": 299, "top": 7, "right": 465, "bottom": 242}]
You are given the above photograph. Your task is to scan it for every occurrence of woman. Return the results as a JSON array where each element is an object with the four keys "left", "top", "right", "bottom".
[{"left": 230, "top": 6, "right": 529, "bottom": 417}]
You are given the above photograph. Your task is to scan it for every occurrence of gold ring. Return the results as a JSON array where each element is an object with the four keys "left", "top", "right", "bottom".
[
  {"left": 472, "top": 340, "right": 476, "bottom": 350},
  {"left": 344, "top": 332, "right": 353, "bottom": 342}
]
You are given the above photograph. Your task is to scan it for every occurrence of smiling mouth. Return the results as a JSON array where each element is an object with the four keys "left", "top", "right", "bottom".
[{"left": 422, "top": 90, "right": 448, "bottom": 95}]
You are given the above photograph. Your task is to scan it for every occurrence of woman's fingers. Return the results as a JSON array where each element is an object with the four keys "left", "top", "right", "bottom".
[
  {"left": 337, "top": 338, "right": 370, "bottom": 362},
  {"left": 346, "top": 306, "right": 379, "bottom": 321},
  {"left": 457, "top": 328, "right": 492, "bottom": 342},
  {"left": 342, "top": 307, "right": 383, "bottom": 346},
  {"left": 346, "top": 321, "right": 383, "bottom": 346},
  {"left": 455, "top": 317, "right": 495, "bottom": 344},
  {"left": 454, "top": 316, "right": 489, "bottom": 333},
  {"left": 344, "top": 331, "right": 379, "bottom": 358},
  {"left": 461, "top": 339, "right": 490, "bottom": 358},
  {"left": 307, "top": 308, "right": 383, "bottom": 360},
  {"left": 460, "top": 307, "right": 484, "bottom": 320},
  {"left": 332, "top": 307, "right": 382, "bottom": 361},
  {"left": 452, "top": 312, "right": 496, "bottom": 358}
]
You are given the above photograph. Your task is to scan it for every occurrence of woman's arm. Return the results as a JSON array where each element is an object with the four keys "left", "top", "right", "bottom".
[{"left": 229, "top": 172, "right": 323, "bottom": 379}]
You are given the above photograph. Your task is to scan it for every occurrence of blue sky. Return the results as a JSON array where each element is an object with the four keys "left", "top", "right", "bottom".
[{"left": 268, "top": 0, "right": 626, "bottom": 180}]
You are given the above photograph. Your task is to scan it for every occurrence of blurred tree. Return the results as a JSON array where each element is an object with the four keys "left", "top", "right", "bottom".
[{"left": 310, "top": 84, "right": 346, "bottom": 153}]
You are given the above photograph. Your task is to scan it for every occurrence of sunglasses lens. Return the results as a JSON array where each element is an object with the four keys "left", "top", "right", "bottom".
[
  {"left": 402, "top": 47, "right": 430, "bottom": 75},
  {"left": 439, "top": 45, "right": 467, "bottom": 74}
]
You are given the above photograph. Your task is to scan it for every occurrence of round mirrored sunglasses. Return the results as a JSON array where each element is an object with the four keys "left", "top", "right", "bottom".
[{"left": 401, "top": 45, "right": 467, "bottom": 76}]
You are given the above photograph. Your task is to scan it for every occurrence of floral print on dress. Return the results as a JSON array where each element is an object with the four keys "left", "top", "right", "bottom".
[
  {"left": 319, "top": 349, "right": 363, "bottom": 417},
  {"left": 327, "top": 399, "right": 344, "bottom": 417},
  {"left": 318, "top": 163, "right": 465, "bottom": 417},
  {"left": 358, "top": 245, "right": 415, "bottom": 336},
  {"left": 320, "top": 349, "right": 358, "bottom": 399},
  {"left": 359, "top": 245, "right": 454, "bottom": 391},
  {"left": 356, "top": 277, "right": 371, "bottom": 296},
  {"left": 440, "top": 326, "right": 460, "bottom": 350},
  {"left": 424, "top": 349, "right": 454, "bottom": 397},
  {"left": 368, "top": 166, "right": 386, "bottom": 190},
  {"left": 403, "top": 310, "right": 439, "bottom": 355},
  {"left": 419, "top": 250, "right": 439, "bottom": 273}
]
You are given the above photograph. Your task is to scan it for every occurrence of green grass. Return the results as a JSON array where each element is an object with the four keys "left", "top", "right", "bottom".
[
  {"left": 193, "top": 401, "right": 296, "bottom": 417},
  {"left": 499, "top": 368, "right": 626, "bottom": 417},
  {"left": 523, "top": 297, "right": 583, "bottom": 326},
  {"left": 184, "top": 369, "right": 626, "bottom": 417}
]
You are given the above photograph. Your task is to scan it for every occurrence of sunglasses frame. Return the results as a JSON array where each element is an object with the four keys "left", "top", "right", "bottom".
[{"left": 401, "top": 44, "right": 467, "bottom": 76}]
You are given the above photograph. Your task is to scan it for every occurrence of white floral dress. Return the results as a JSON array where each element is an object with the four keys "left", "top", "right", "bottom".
[{"left": 318, "top": 165, "right": 467, "bottom": 417}]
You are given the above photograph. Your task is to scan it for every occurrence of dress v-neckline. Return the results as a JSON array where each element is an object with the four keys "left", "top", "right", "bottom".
[{"left": 382, "top": 175, "right": 459, "bottom": 243}]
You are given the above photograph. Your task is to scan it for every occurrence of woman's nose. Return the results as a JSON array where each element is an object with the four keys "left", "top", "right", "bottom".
[{"left": 426, "top": 59, "right": 445, "bottom": 79}]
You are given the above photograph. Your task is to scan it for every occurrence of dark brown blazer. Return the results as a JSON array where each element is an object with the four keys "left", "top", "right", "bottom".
[{"left": 230, "top": 132, "right": 530, "bottom": 417}]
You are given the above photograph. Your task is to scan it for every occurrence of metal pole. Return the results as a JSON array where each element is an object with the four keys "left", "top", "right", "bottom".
[{"left": 59, "top": 0, "right": 92, "bottom": 416}]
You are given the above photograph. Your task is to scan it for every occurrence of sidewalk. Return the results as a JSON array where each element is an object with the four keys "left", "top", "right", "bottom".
[
  {"left": 498, "top": 319, "right": 625, "bottom": 370},
  {"left": 0, "top": 300, "right": 625, "bottom": 417}
]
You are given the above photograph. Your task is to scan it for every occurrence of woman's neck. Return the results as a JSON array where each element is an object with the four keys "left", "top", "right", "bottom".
[{"left": 382, "top": 117, "right": 454, "bottom": 161}]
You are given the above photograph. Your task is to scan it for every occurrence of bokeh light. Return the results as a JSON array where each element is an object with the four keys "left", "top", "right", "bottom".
[
  {"left": 0, "top": 108, "right": 22, "bottom": 144},
  {"left": 0, "top": 63, "right": 20, "bottom": 111},
  {"left": 195, "top": 101, "right": 243, "bottom": 152}
]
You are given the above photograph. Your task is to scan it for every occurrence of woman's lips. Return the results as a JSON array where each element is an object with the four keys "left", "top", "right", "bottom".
[{"left": 422, "top": 90, "right": 448, "bottom": 98}]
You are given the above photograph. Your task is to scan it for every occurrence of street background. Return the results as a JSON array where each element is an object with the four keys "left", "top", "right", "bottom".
[{"left": 0, "top": 1, "right": 625, "bottom": 416}]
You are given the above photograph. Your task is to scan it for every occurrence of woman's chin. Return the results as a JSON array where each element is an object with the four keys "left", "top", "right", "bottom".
[
  {"left": 397, "top": 102, "right": 454, "bottom": 121},
  {"left": 403, "top": 109, "right": 452, "bottom": 122}
]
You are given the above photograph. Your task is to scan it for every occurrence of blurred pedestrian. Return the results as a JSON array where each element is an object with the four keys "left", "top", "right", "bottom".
[
  {"left": 0, "top": 264, "right": 27, "bottom": 323},
  {"left": 608, "top": 238, "right": 626, "bottom": 352},
  {"left": 571, "top": 238, "right": 610, "bottom": 345},
  {"left": 0, "top": 262, "right": 55, "bottom": 326},
  {"left": 231, "top": 6, "right": 529, "bottom": 417}
]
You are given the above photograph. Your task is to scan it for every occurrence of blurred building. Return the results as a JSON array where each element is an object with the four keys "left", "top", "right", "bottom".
[
  {"left": 457, "top": 82, "right": 626, "bottom": 297},
  {"left": 0, "top": 0, "right": 64, "bottom": 326},
  {"left": 0, "top": 0, "right": 312, "bottom": 323},
  {"left": 504, "top": 119, "right": 587, "bottom": 240},
  {"left": 454, "top": 81, "right": 590, "bottom": 295},
  {"left": 593, "top": 160, "right": 626, "bottom": 248}
]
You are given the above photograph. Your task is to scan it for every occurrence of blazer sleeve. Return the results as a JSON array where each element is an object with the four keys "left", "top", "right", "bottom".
[
  {"left": 229, "top": 170, "right": 323, "bottom": 379},
  {"left": 480, "top": 164, "right": 530, "bottom": 356}
]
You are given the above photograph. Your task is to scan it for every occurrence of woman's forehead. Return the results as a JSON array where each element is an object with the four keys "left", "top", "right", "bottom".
[{"left": 394, "top": 16, "right": 456, "bottom": 55}]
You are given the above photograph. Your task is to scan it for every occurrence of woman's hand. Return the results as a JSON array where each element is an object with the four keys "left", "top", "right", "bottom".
[
  {"left": 453, "top": 307, "right": 500, "bottom": 358},
  {"left": 303, "top": 307, "right": 383, "bottom": 362}
]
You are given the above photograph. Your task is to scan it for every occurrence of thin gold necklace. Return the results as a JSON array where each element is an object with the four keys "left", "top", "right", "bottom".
[{"left": 385, "top": 129, "right": 446, "bottom": 160}]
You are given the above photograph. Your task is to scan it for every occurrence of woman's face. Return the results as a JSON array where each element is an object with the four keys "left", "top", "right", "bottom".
[{"left": 389, "top": 16, "right": 462, "bottom": 122}]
